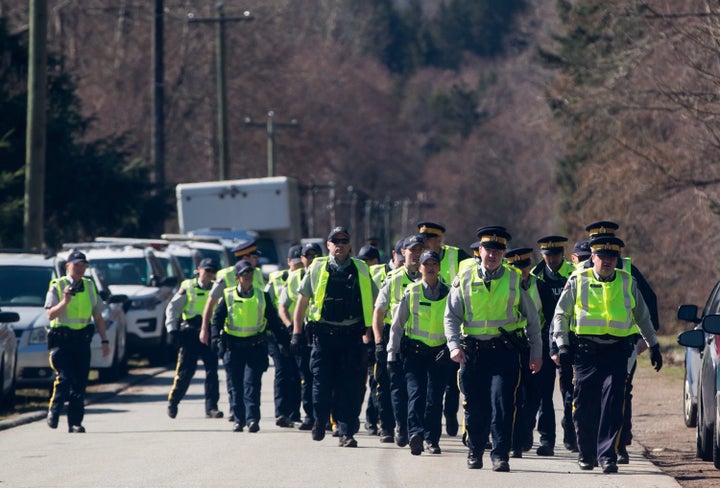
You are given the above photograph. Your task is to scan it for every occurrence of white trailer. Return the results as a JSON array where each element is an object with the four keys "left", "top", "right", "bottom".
[{"left": 175, "top": 176, "right": 302, "bottom": 269}]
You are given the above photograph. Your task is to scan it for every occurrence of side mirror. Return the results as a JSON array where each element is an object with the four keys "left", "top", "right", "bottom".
[
  {"left": 0, "top": 311, "right": 20, "bottom": 323},
  {"left": 678, "top": 329, "right": 705, "bottom": 348},
  {"left": 677, "top": 304, "right": 700, "bottom": 323},
  {"left": 702, "top": 314, "right": 720, "bottom": 335},
  {"left": 161, "top": 276, "right": 178, "bottom": 288},
  {"left": 108, "top": 294, "right": 128, "bottom": 304}
]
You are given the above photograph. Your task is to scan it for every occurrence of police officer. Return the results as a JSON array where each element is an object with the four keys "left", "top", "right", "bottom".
[
  {"left": 279, "top": 242, "right": 322, "bottom": 431},
  {"left": 45, "top": 250, "right": 110, "bottom": 433},
  {"left": 553, "top": 235, "right": 663, "bottom": 473},
  {"left": 504, "top": 247, "right": 542, "bottom": 458},
  {"left": 526, "top": 235, "right": 577, "bottom": 456},
  {"left": 211, "top": 260, "right": 289, "bottom": 433},
  {"left": 373, "top": 235, "right": 425, "bottom": 446},
  {"left": 265, "top": 245, "right": 303, "bottom": 428},
  {"left": 418, "top": 221, "right": 470, "bottom": 437},
  {"left": 166, "top": 258, "right": 222, "bottom": 419},
  {"left": 582, "top": 221, "right": 660, "bottom": 464},
  {"left": 445, "top": 226, "right": 543, "bottom": 472},
  {"left": 388, "top": 250, "right": 450, "bottom": 455},
  {"left": 356, "top": 244, "right": 383, "bottom": 436},
  {"left": 291, "top": 226, "right": 377, "bottom": 448},
  {"left": 201, "top": 239, "right": 265, "bottom": 422}
]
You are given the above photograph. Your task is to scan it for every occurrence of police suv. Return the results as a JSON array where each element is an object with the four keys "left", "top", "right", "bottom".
[{"left": 0, "top": 250, "right": 129, "bottom": 388}]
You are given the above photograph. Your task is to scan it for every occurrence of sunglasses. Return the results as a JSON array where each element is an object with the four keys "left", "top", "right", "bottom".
[{"left": 330, "top": 238, "right": 350, "bottom": 244}]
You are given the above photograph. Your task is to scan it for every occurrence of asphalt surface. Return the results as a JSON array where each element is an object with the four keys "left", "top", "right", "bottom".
[{"left": 0, "top": 365, "right": 681, "bottom": 487}]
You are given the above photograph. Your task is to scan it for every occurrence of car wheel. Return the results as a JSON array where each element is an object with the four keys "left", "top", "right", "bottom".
[
  {"left": 697, "top": 382, "right": 714, "bottom": 461},
  {"left": 685, "top": 367, "right": 698, "bottom": 427},
  {"left": 714, "top": 402, "right": 720, "bottom": 469}
]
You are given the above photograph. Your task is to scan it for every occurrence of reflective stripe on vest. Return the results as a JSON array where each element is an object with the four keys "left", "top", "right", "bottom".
[
  {"left": 440, "top": 245, "right": 459, "bottom": 284},
  {"left": 267, "top": 270, "right": 287, "bottom": 309},
  {"left": 383, "top": 268, "right": 417, "bottom": 325},
  {"left": 181, "top": 278, "right": 209, "bottom": 320},
  {"left": 285, "top": 268, "right": 305, "bottom": 317},
  {"left": 306, "top": 256, "right": 373, "bottom": 326},
  {"left": 459, "top": 265, "right": 523, "bottom": 336},
  {"left": 572, "top": 268, "right": 638, "bottom": 337},
  {"left": 404, "top": 281, "right": 447, "bottom": 347},
  {"left": 223, "top": 287, "right": 266, "bottom": 337},
  {"left": 50, "top": 277, "right": 96, "bottom": 329}
]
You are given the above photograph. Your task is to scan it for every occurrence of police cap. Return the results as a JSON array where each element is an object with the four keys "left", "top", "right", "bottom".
[
  {"left": 572, "top": 240, "right": 591, "bottom": 260},
  {"left": 233, "top": 260, "right": 254, "bottom": 276},
  {"left": 394, "top": 238, "right": 405, "bottom": 263},
  {"left": 357, "top": 244, "right": 380, "bottom": 261},
  {"left": 327, "top": 226, "right": 350, "bottom": 241},
  {"left": 231, "top": 239, "right": 260, "bottom": 258},
  {"left": 585, "top": 220, "right": 620, "bottom": 238},
  {"left": 589, "top": 236, "right": 624, "bottom": 257},
  {"left": 66, "top": 250, "right": 88, "bottom": 264},
  {"left": 419, "top": 250, "right": 440, "bottom": 265},
  {"left": 537, "top": 235, "right": 568, "bottom": 255},
  {"left": 403, "top": 235, "right": 425, "bottom": 250},
  {"left": 505, "top": 247, "right": 533, "bottom": 269},
  {"left": 287, "top": 244, "right": 303, "bottom": 265},
  {"left": 199, "top": 257, "right": 219, "bottom": 272},
  {"left": 417, "top": 221, "right": 446, "bottom": 238},
  {"left": 301, "top": 242, "right": 322, "bottom": 258},
  {"left": 476, "top": 226, "right": 511, "bottom": 250}
]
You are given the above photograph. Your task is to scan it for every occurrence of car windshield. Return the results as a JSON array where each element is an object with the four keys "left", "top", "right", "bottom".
[
  {"left": 0, "top": 265, "right": 56, "bottom": 306},
  {"left": 175, "top": 255, "right": 195, "bottom": 280},
  {"left": 91, "top": 258, "right": 150, "bottom": 286}
]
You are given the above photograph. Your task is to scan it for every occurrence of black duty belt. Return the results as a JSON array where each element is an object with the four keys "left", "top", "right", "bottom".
[
  {"left": 224, "top": 333, "right": 266, "bottom": 348},
  {"left": 576, "top": 337, "right": 632, "bottom": 354},
  {"left": 402, "top": 337, "right": 445, "bottom": 357},
  {"left": 314, "top": 322, "right": 365, "bottom": 337},
  {"left": 461, "top": 336, "right": 509, "bottom": 352}
]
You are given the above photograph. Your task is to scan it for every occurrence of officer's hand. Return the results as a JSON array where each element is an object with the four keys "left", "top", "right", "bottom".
[
  {"left": 529, "top": 357, "right": 543, "bottom": 374},
  {"left": 375, "top": 343, "right": 387, "bottom": 364},
  {"left": 650, "top": 344, "right": 663, "bottom": 372},
  {"left": 199, "top": 327, "right": 210, "bottom": 346},
  {"left": 101, "top": 342, "right": 110, "bottom": 357},
  {"left": 290, "top": 333, "right": 305, "bottom": 356},
  {"left": 558, "top": 346, "right": 572, "bottom": 367},
  {"left": 450, "top": 348, "right": 466, "bottom": 365}
]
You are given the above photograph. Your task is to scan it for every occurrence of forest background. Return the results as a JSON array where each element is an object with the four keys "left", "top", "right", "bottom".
[{"left": 2, "top": 0, "right": 720, "bottom": 334}]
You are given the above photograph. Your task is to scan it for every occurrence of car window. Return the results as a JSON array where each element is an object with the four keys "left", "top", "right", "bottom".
[
  {"left": 158, "top": 256, "right": 182, "bottom": 281},
  {"left": 703, "top": 281, "right": 720, "bottom": 316},
  {"left": 0, "top": 265, "right": 56, "bottom": 306},
  {"left": 91, "top": 257, "right": 150, "bottom": 286}
]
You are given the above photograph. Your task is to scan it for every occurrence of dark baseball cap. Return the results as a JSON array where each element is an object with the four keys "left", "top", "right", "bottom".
[
  {"left": 199, "top": 257, "right": 219, "bottom": 272},
  {"left": 302, "top": 242, "right": 322, "bottom": 257},
  {"left": 287, "top": 245, "right": 303, "bottom": 265},
  {"left": 233, "top": 260, "right": 254, "bottom": 276},
  {"left": 572, "top": 240, "right": 591, "bottom": 259},
  {"left": 357, "top": 244, "right": 380, "bottom": 261},
  {"left": 419, "top": 250, "right": 440, "bottom": 265},
  {"left": 327, "top": 226, "right": 350, "bottom": 241},
  {"left": 66, "top": 250, "right": 88, "bottom": 263}
]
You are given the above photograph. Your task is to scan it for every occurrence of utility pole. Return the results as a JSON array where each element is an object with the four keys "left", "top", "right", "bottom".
[
  {"left": 151, "top": 0, "right": 165, "bottom": 187},
  {"left": 24, "top": 0, "right": 47, "bottom": 250},
  {"left": 189, "top": 4, "right": 252, "bottom": 180},
  {"left": 244, "top": 111, "right": 299, "bottom": 177}
]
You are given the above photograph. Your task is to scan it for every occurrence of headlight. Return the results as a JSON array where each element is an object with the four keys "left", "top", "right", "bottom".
[
  {"left": 129, "top": 296, "right": 161, "bottom": 310},
  {"left": 29, "top": 327, "right": 49, "bottom": 345}
]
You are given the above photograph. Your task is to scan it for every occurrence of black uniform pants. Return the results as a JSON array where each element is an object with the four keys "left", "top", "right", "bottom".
[
  {"left": 168, "top": 330, "right": 219, "bottom": 413},
  {"left": 295, "top": 343, "right": 314, "bottom": 422},
  {"left": 404, "top": 346, "right": 448, "bottom": 445},
  {"left": 364, "top": 344, "right": 379, "bottom": 428},
  {"left": 310, "top": 326, "right": 367, "bottom": 437},
  {"left": 48, "top": 339, "right": 91, "bottom": 427},
  {"left": 268, "top": 336, "right": 301, "bottom": 420},
  {"left": 460, "top": 342, "right": 521, "bottom": 462},
  {"left": 224, "top": 340, "right": 269, "bottom": 425},
  {"left": 573, "top": 340, "right": 630, "bottom": 465},
  {"left": 523, "top": 343, "right": 557, "bottom": 447},
  {"left": 374, "top": 324, "right": 396, "bottom": 434}
]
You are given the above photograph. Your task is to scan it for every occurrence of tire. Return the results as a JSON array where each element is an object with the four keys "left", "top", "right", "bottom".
[
  {"left": 685, "top": 368, "right": 698, "bottom": 428},
  {"left": 697, "top": 382, "right": 713, "bottom": 461},
  {"left": 0, "top": 355, "right": 14, "bottom": 410},
  {"left": 714, "top": 403, "right": 720, "bottom": 469}
]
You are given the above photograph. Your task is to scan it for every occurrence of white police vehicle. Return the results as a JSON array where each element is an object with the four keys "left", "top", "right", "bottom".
[
  {"left": 160, "top": 234, "right": 233, "bottom": 279},
  {"left": 0, "top": 250, "right": 129, "bottom": 388},
  {"left": 60, "top": 243, "right": 177, "bottom": 366},
  {"left": 0, "top": 309, "right": 19, "bottom": 408}
]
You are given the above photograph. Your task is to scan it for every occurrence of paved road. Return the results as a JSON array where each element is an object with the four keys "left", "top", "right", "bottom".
[{"left": 0, "top": 365, "right": 679, "bottom": 487}]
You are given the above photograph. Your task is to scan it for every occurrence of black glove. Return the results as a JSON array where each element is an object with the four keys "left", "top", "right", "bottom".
[
  {"left": 365, "top": 342, "right": 375, "bottom": 365},
  {"left": 290, "top": 333, "right": 304, "bottom": 355},
  {"left": 650, "top": 344, "right": 663, "bottom": 372},
  {"left": 558, "top": 345, "right": 572, "bottom": 367},
  {"left": 375, "top": 342, "right": 387, "bottom": 364}
]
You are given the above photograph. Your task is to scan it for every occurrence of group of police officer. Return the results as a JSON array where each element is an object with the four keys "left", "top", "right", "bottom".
[{"left": 45, "top": 219, "right": 663, "bottom": 475}]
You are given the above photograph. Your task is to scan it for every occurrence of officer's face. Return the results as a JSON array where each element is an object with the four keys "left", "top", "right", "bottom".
[
  {"left": 403, "top": 244, "right": 424, "bottom": 268},
  {"left": 327, "top": 235, "right": 351, "bottom": 261},
  {"left": 244, "top": 253, "right": 260, "bottom": 266},
  {"left": 480, "top": 246, "right": 505, "bottom": 272},
  {"left": 301, "top": 252, "right": 317, "bottom": 268},
  {"left": 592, "top": 253, "right": 618, "bottom": 278},
  {"left": 420, "top": 258, "right": 439, "bottom": 281},
  {"left": 237, "top": 270, "right": 254, "bottom": 290},
  {"left": 66, "top": 260, "right": 88, "bottom": 280},
  {"left": 422, "top": 235, "right": 442, "bottom": 252},
  {"left": 542, "top": 251, "right": 564, "bottom": 272},
  {"left": 197, "top": 268, "right": 216, "bottom": 286}
]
